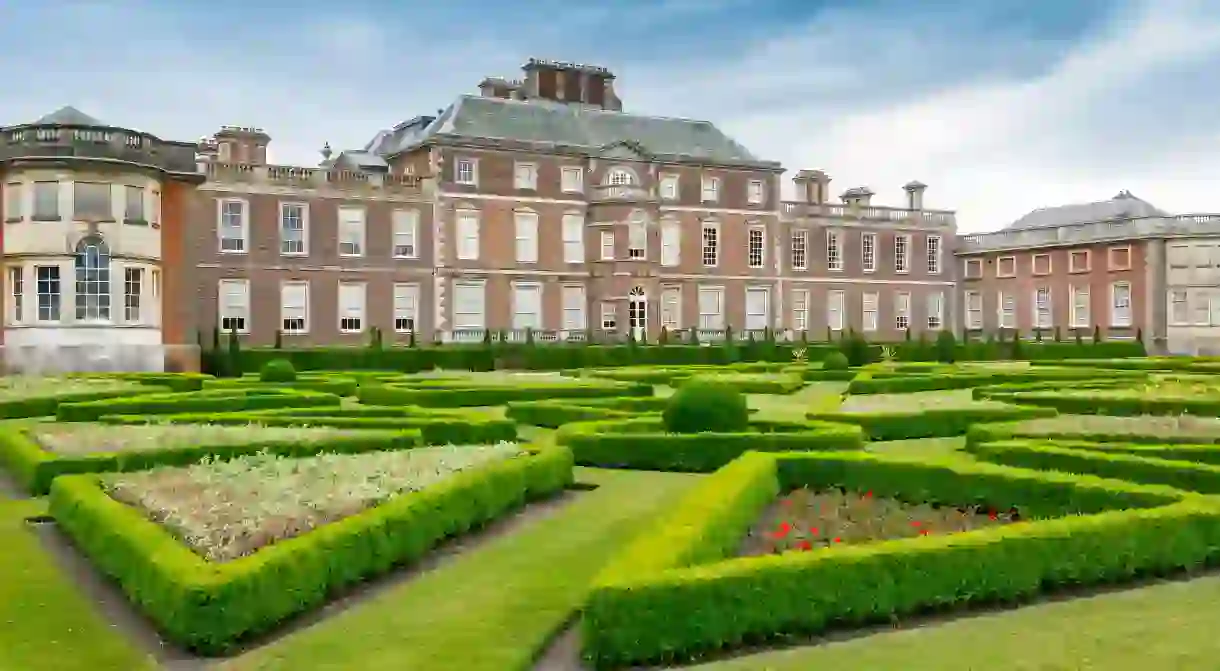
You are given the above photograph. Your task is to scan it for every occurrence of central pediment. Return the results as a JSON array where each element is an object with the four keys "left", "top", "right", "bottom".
[{"left": 596, "top": 139, "right": 652, "bottom": 161}]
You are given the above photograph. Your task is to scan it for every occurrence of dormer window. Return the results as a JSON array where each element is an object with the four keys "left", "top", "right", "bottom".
[{"left": 607, "top": 169, "right": 634, "bottom": 186}]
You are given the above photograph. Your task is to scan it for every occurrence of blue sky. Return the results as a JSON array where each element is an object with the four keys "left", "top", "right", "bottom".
[{"left": 2, "top": 0, "right": 1219, "bottom": 231}]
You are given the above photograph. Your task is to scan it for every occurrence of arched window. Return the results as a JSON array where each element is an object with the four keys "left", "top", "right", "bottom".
[
  {"left": 607, "top": 169, "right": 634, "bottom": 186},
  {"left": 75, "top": 235, "right": 111, "bottom": 321}
]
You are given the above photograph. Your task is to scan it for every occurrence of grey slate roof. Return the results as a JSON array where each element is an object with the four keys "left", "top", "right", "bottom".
[
  {"left": 370, "top": 95, "right": 774, "bottom": 167},
  {"left": 35, "top": 106, "right": 104, "bottom": 126},
  {"left": 1004, "top": 191, "right": 1168, "bottom": 230},
  {"left": 334, "top": 150, "right": 388, "bottom": 170}
]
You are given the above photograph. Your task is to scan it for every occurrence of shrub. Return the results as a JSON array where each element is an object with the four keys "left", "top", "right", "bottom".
[
  {"left": 935, "top": 329, "right": 957, "bottom": 363},
  {"left": 663, "top": 381, "right": 749, "bottom": 434},
  {"left": 259, "top": 358, "right": 297, "bottom": 383},
  {"left": 822, "top": 351, "right": 850, "bottom": 371}
]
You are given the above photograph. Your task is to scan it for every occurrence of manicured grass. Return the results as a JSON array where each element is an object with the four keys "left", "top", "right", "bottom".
[
  {"left": 748, "top": 382, "right": 848, "bottom": 421},
  {"left": 0, "top": 499, "right": 154, "bottom": 671},
  {"left": 687, "top": 574, "right": 1220, "bottom": 671},
  {"left": 218, "top": 467, "right": 702, "bottom": 671}
]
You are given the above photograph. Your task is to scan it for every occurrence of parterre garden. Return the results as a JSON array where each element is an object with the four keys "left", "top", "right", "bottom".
[{"left": 14, "top": 340, "right": 1220, "bottom": 669}]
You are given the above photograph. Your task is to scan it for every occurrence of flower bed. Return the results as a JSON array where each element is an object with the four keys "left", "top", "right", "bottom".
[
  {"left": 581, "top": 450, "right": 1220, "bottom": 667},
  {"left": 967, "top": 439, "right": 1220, "bottom": 493},
  {"left": 847, "top": 367, "right": 1146, "bottom": 395},
  {"left": 992, "top": 387, "right": 1220, "bottom": 417},
  {"left": 49, "top": 443, "right": 573, "bottom": 653},
  {"left": 204, "top": 375, "right": 361, "bottom": 397},
  {"left": 56, "top": 388, "right": 340, "bottom": 422},
  {"left": 357, "top": 379, "right": 650, "bottom": 408},
  {"left": 968, "top": 414, "right": 1220, "bottom": 447},
  {"left": 0, "top": 422, "right": 420, "bottom": 495},
  {"left": 555, "top": 417, "right": 863, "bottom": 472}
]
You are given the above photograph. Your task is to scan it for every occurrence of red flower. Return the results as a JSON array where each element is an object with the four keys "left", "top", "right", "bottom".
[
  {"left": 796, "top": 540, "right": 813, "bottom": 551},
  {"left": 809, "top": 526, "right": 819, "bottom": 535},
  {"left": 781, "top": 498, "right": 793, "bottom": 507},
  {"left": 910, "top": 520, "right": 921, "bottom": 527},
  {"left": 988, "top": 511, "right": 998, "bottom": 520},
  {"left": 833, "top": 537, "right": 842, "bottom": 543},
  {"left": 864, "top": 491, "right": 873, "bottom": 498},
  {"left": 920, "top": 529, "right": 930, "bottom": 536},
  {"left": 771, "top": 522, "right": 792, "bottom": 539}
]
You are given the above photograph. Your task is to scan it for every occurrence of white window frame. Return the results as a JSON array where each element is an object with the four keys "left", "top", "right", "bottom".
[
  {"left": 456, "top": 209, "right": 480, "bottom": 261},
  {"left": 1069, "top": 249, "right": 1091, "bottom": 273},
  {"left": 7, "top": 266, "right": 22, "bottom": 324},
  {"left": 926, "top": 235, "right": 941, "bottom": 275},
  {"left": 3, "top": 182, "right": 23, "bottom": 221},
  {"left": 997, "top": 256, "right": 1017, "bottom": 278},
  {"left": 512, "top": 282, "right": 542, "bottom": 330},
  {"left": 280, "top": 281, "right": 309, "bottom": 335},
  {"left": 600, "top": 301, "right": 617, "bottom": 330},
  {"left": 999, "top": 292, "right": 1016, "bottom": 328},
  {"left": 562, "top": 213, "right": 584, "bottom": 263},
  {"left": 453, "top": 281, "right": 486, "bottom": 329},
  {"left": 279, "top": 201, "right": 308, "bottom": 256},
  {"left": 1109, "top": 245, "right": 1132, "bottom": 270},
  {"left": 32, "top": 181, "right": 59, "bottom": 220},
  {"left": 701, "top": 222, "right": 719, "bottom": 267},
  {"left": 562, "top": 285, "right": 586, "bottom": 331},
  {"left": 747, "top": 179, "right": 764, "bottom": 205},
  {"left": 894, "top": 292, "right": 911, "bottom": 331},
  {"left": 600, "top": 231, "right": 615, "bottom": 260},
  {"left": 791, "top": 229, "right": 808, "bottom": 271},
  {"left": 337, "top": 206, "right": 366, "bottom": 257},
  {"left": 1111, "top": 282, "right": 1133, "bottom": 327},
  {"left": 1170, "top": 289, "right": 1189, "bottom": 325},
  {"left": 218, "top": 278, "right": 250, "bottom": 333},
  {"left": 123, "top": 266, "right": 144, "bottom": 324},
  {"left": 963, "top": 258, "right": 983, "bottom": 279},
  {"left": 455, "top": 158, "right": 478, "bottom": 186},
  {"left": 927, "top": 292, "right": 944, "bottom": 330},
  {"left": 1034, "top": 287, "right": 1052, "bottom": 329},
  {"left": 862, "top": 292, "right": 878, "bottom": 332},
  {"left": 628, "top": 219, "right": 647, "bottom": 260},
  {"left": 513, "top": 162, "right": 538, "bottom": 190},
  {"left": 697, "top": 286, "right": 725, "bottom": 330},
  {"left": 792, "top": 288, "right": 809, "bottom": 332},
  {"left": 124, "top": 185, "right": 145, "bottom": 223},
  {"left": 217, "top": 198, "right": 248, "bottom": 254},
  {"left": 826, "top": 230, "right": 842, "bottom": 271},
  {"left": 1070, "top": 285, "right": 1090, "bottom": 329},
  {"left": 747, "top": 226, "right": 765, "bottom": 269},
  {"left": 701, "top": 175, "right": 720, "bottom": 203},
  {"left": 861, "top": 232, "right": 876, "bottom": 273},
  {"left": 514, "top": 210, "right": 539, "bottom": 264},
  {"left": 660, "top": 286, "right": 681, "bottom": 330},
  {"left": 392, "top": 209, "right": 419, "bottom": 259},
  {"left": 1032, "top": 253, "right": 1052, "bottom": 276},
  {"left": 827, "top": 290, "right": 845, "bottom": 331},
  {"left": 73, "top": 181, "right": 113, "bottom": 221},
  {"left": 894, "top": 234, "right": 911, "bottom": 273},
  {"left": 393, "top": 283, "right": 419, "bottom": 334},
  {"left": 338, "top": 281, "right": 366, "bottom": 334},
  {"left": 660, "top": 219, "right": 680, "bottom": 267},
  {"left": 560, "top": 166, "right": 584, "bottom": 193},
  {"left": 660, "top": 174, "right": 679, "bottom": 201},
  {"left": 745, "top": 286, "right": 769, "bottom": 331},
  {"left": 965, "top": 291, "right": 983, "bottom": 329}
]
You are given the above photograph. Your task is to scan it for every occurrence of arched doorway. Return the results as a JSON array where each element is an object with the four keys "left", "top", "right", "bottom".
[{"left": 628, "top": 286, "right": 647, "bottom": 341}]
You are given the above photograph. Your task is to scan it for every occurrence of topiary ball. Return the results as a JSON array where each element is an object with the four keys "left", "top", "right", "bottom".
[
  {"left": 260, "top": 358, "right": 297, "bottom": 383},
  {"left": 822, "top": 351, "right": 850, "bottom": 371},
  {"left": 662, "top": 380, "right": 750, "bottom": 434}
]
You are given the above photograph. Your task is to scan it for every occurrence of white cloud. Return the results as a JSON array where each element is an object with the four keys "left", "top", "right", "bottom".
[{"left": 4, "top": 0, "right": 1220, "bottom": 231}]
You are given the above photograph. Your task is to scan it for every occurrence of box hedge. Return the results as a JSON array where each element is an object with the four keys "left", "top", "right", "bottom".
[
  {"left": 56, "top": 388, "right": 341, "bottom": 422},
  {"left": 505, "top": 397, "right": 671, "bottom": 428},
  {"left": 99, "top": 409, "right": 517, "bottom": 446},
  {"left": 48, "top": 444, "right": 574, "bottom": 653},
  {"left": 847, "top": 367, "right": 1146, "bottom": 394},
  {"left": 0, "top": 384, "right": 175, "bottom": 419},
  {"left": 357, "top": 379, "right": 650, "bottom": 408},
  {"left": 807, "top": 403, "right": 1057, "bottom": 440},
  {"left": 0, "top": 426, "right": 421, "bottom": 496},
  {"left": 581, "top": 450, "right": 1219, "bottom": 666},
  {"left": 968, "top": 439, "right": 1220, "bottom": 494},
  {"left": 554, "top": 417, "right": 864, "bottom": 472},
  {"left": 997, "top": 389, "right": 1220, "bottom": 417},
  {"left": 674, "top": 373, "right": 805, "bottom": 395},
  {"left": 204, "top": 376, "right": 359, "bottom": 397},
  {"left": 967, "top": 419, "right": 1220, "bottom": 448}
]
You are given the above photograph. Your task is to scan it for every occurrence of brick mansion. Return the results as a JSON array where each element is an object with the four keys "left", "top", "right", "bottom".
[{"left": 1, "top": 57, "right": 1218, "bottom": 371}]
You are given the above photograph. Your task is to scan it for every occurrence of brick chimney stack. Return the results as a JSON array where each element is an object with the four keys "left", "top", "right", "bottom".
[
  {"left": 904, "top": 181, "right": 927, "bottom": 210},
  {"left": 520, "top": 58, "right": 621, "bottom": 110},
  {"left": 212, "top": 126, "right": 270, "bottom": 165},
  {"left": 792, "top": 169, "right": 831, "bottom": 204}
]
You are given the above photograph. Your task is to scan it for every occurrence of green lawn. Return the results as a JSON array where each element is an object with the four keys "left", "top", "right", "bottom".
[
  {"left": 689, "top": 575, "right": 1220, "bottom": 671},
  {"left": 219, "top": 467, "right": 701, "bottom": 671},
  {"left": 0, "top": 499, "right": 155, "bottom": 671}
]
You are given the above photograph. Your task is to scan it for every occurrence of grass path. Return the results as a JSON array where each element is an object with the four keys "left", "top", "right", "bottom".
[
  {"left": 687, "top": 574, "right": 1220, "bottom": 671},
  {"left": 220, "top": 467, "right": 702, "bottom": 671},
  {"left": 0, "top": 498, "right": 155, "bottom": 671}
]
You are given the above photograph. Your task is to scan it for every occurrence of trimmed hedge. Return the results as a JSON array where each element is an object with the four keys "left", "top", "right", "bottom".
[
  {"left": 1030, "top": 439, "right": 1220, "bottom": 466},
  {"left": 674, "top": 373, "right": 805, "bottom": 395},
  {"left": 554, "top": 417, "right": 864, "bottom": 472},
  {"left": 971, "top": 377, "right": 1136, "bottom": 401},
  {"left": 967, "top": 419, "right": 1220, "bottom": 448},
  {"left": 581, "top": 450, "right": 1217, "bottom": 666},
  {"left": 99, "top": 409, "right": 517, "bottom": 446},
  {"left": 847, "top": 367, "right": 1146, "bottom": 394},
  {"left": 48, "top": 444, "right": 574, "bottom": 653},
  {"left": 506, "top": 397, "right": 670, "bottom": 428},
  {"left": 204, "top": 376, "right": 359, "bottom": 397},
  {"left": 358, "top": 380, "right": 651, "bottom": 408},
  {"left": 71, "top": 372, "right": 210, "bottom": 393},
  {"left": 0, "top": 384, "right": 174, "bottom": 419},
  {"left": 0, "top": 426, "right": 420, "bottom": 496},
  {"left": 997, "top": 389, "right": 1220, "bottom": 417},
  {"left": 968, "top": 439, "right": 1220, "bottom": 493},
  {"left": 56, "top": 388, "right": 341, "bottom": 422},
  {"left": 807, "top": 403, "right": 1057, "bottom": 440}
]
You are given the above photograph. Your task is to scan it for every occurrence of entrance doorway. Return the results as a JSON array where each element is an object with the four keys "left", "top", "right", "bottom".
[{"left": 628, "top": 286, "right": 647, "bottom": 341}]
